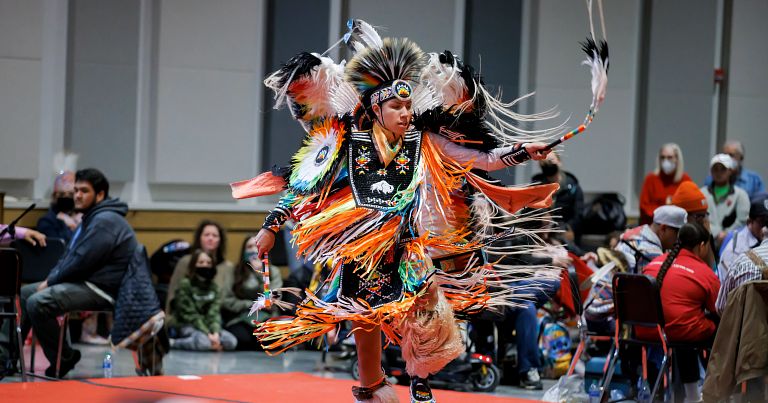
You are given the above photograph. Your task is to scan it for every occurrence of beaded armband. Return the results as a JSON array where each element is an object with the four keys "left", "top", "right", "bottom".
[
  {"left": 262, "top": 206, "right": 291, "bottom": 234},
  {"left": 500, "top": 143, "right": 532, "bottom": 166}
]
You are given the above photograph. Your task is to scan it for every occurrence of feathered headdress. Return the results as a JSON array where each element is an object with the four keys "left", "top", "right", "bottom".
[{"left": 345, "top": 37, "right": 426, "bottom": 107}]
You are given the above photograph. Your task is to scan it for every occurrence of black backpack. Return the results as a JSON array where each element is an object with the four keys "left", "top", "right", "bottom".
[{"left": 582, "top": 193, "right": 627, "bottom": 234}]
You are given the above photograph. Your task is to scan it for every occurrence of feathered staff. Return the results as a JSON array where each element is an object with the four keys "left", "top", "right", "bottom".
[{"left": 543, "top": 0, "right": 609, "bottom": 151}]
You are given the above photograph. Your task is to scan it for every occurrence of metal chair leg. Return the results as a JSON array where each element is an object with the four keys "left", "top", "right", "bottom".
[
  {"left": 599, "top": 344, "right": 620, "bottom": 403},
  {"left": 55, "top": 314, "right": 69, "bottom": 378},
  {"left": 29, "top": 332, "right": 36, "bottom": 375},
  {"left": 650, "top": 353, "right": 669, "bottom": 402},
  {"left": 14, "top": 296, "right": 27, "bottom": 382}
]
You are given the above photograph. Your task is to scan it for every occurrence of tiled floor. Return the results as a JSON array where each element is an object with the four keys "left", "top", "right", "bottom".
[{"left": 1, "top": 343, "right": 554, "bottom": 400}]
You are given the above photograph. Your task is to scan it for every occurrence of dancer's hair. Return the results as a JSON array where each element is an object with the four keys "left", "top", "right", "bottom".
[{"left": 655, "top": 222, "right": 710, "bottom": 289}]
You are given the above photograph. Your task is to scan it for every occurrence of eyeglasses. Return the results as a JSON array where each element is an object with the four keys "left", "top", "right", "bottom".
[{"left": 690, "top": 212, "right": 709, "bottom": 221}]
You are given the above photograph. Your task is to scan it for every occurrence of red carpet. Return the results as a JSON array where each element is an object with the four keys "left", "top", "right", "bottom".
[{"left": 2, "top": 372, "right": 541, "bottom": 402}]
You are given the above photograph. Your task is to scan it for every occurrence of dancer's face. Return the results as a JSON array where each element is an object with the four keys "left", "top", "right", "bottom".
[{"left": 373, "top": 98, "right": 413, "bottom": 137}]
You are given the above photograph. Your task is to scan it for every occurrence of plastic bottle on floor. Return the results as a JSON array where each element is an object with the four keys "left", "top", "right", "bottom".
[
  {"left": 588, "top": 382, "right": 600, "bottom": 403},
  {"left": 103, "top": 352, "right": 113, "bottom": 378}
]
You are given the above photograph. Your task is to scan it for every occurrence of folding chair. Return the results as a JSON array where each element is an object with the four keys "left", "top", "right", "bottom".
[
  {"left": 12, "top": 238, "right": 67, "bottom": 283},
  {"left": 601, "top": 272, "right": 670, "bottom": 403},
  {"left": 566, "top": 264, "right": 615, "bottom": 379},
  {"left": 0, "top": 248, "right": 27, "bottom": 381}
]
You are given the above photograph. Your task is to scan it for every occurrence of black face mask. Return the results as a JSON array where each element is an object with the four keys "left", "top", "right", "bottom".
[
  {"left": 195, "top": 266, "right": 217, "bottom": 281},
  {"left": 54, "top": 197, "right": 75, "bottom": 213},
  {"left": 540, "top": 163, "right": 559, "bottom": 177}
]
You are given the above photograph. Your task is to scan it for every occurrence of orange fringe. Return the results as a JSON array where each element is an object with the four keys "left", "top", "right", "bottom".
[{"left": 421, "top": 134, "right": 473, "bottom": 207}]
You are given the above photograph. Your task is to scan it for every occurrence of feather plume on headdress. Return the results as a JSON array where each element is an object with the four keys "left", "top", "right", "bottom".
[
  {"left": 263, "top": 52, "right": 356, "bottom": 130},
  {"left": 345, "top": 38, "right": 426, "bottom": 98},
  {"left": 344, "top": 19, "right": 384, "bottom": 52}
]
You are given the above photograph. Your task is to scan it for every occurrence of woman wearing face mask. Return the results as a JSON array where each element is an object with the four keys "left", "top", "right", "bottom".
[
  {"left": 220, "top": 234, "right": 283, "bottom": 350},
  {"left": 639, "top": 143, "right": 693, "bottom": 225},
  {"left": 637, "top": 222, "right": 720, "bottom": 402},
  {"left": 169, "top": 249, "right": 237, "bottom": 351},
  {"left": 166, "top": 220, "right": 234, "bottom": 316},
  {"left": 532, "top": 152, "right": 584, "bottom": 244},
  {"left": 37, "top": 171, "right": 82, "bottom": 244}
]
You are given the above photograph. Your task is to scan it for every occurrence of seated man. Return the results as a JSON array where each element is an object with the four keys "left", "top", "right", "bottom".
[
  {"left": 702, "top": 154, "right": 750, "bottom": 247},
  {"left": 716, "top": 223, "right": 768, "bottom": 314},
  {"left": 615, "top": 205, "right": 686, "bottom": 273},
  {"left": 718, "top": 194, "right": 768, "bottom": 280},
  {"left": 21, "top": 168, "right": 137, "bottom": 378},
  {"left": 705, "top": 140, "right": 765, "bottom": 200}
]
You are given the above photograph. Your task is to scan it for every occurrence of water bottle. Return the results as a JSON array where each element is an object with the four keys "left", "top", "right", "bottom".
[
  {"left": 636, "top": 377, "right": 651, "bottom": 403},
  {"left": 588, "top": 382, "right": 600, "bottom": 403},
  {"left": 103, "top": 352, "right": 113, "bottom": 378}
]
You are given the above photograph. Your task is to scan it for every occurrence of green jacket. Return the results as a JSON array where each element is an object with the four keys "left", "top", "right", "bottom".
[{"left": 173, "top": 277, "right": 221, "bottom": 334}]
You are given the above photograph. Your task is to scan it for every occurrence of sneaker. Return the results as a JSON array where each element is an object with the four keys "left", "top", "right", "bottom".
[
  {"left": 80, "top": 333, "right": 110, "bottom": 345},
  {"left": 45, "top": 349, "right": 81, "bottom": 379},
  {"left": 519, "top": 368, "right": 543, "bottom": 390},
  {"left": 410, "top": 376, "right": 436, "bottom": 403}
]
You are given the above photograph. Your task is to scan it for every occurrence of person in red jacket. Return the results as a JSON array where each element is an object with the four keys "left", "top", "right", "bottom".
[
  {"left": 639, "top": 143, "right": 692, "bottom": 225},
  {"left": 638, "top": 222, "right": 720, "bottom": 402}
]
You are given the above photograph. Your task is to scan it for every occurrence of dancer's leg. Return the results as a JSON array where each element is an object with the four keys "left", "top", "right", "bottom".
[{"left": 352, "top": 321, "right": 383, "bottom": 386}]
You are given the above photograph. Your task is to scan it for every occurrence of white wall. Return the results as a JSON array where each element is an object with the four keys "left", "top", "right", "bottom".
[
  {"left": 727, "top": 0, "right": 768, "bottom": 179},
  {"left": 153, "top": 0, "right": 263, "bottom": 186},
  {"left": 0, "top": 0, "right": 42, "bottom": 180},
  {"left": 531, "top": 0, "right": 642, "bottom": 211},
  {"left": 1, "top": 0, "right": 767, "bottom": 213}
]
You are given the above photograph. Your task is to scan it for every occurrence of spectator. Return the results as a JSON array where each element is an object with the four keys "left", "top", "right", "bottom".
[
  {"left": 716, "top": 224, "right": 768, "bottom": 314},
  {"left": 36, "top": 171, "right": 81, "bottom": 244},
  {"left": 615, "top": 205, "right": 686, "bottom": 273},
  {"left": 637, "top": 222, "right": 720, "bottom": 402},
  {"left": 671, "top": 181, "right": 710, "bottom": 227},
  {"left": 220, "top": 234, "right": 283, "bottom": 350},
  {"left": 705, "top": 140, "right": 765, "bottom": 199},
  {"left": 20, "top": 168, "right": 137, "bottom": 378},
  {"left": 532, "top": 152, "right": 584, "bottom": 243},
  {"left": 639, "top": 143, "right": 692, "bottom": 225},
  {"left": 718, "top": 194, "right": 768, "bottom": 280},
  {"left": 168, "top": 249, "right": 237, "bottom": 351},
  {"left": 701, "top": 154, "right": 750, "bottom": 246},
  {"left": 0, "top": 225, "right": 46, "bottom": 246},
  {"left": 166, "top": 220, "right": 233, "bottom": 315}
]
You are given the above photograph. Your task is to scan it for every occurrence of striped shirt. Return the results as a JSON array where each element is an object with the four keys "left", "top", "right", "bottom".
[{"left": 716, "top": 238, "right": 768, "bottom": 314}]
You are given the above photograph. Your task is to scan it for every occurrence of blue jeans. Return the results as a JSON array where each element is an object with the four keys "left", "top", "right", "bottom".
[{"left": 508, "top": 302, "right": 539, "bottom": 373}]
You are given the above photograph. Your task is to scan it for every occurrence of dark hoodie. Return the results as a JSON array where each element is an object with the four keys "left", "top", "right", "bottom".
[{"left": 46, "top": 198, "right": 137, "bottom": 299}]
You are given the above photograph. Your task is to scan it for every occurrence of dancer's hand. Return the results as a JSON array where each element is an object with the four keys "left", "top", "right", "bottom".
[
  {"left": 254, "top": 228, "right": 276, "bottom": 258},
  {"left": 524, "top": 142, "right": 551, "bottom": 160}
]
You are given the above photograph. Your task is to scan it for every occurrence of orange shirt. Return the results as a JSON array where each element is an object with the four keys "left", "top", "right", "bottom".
[{"left": 639, "top": 172, "right": 692, "bottom": 225}]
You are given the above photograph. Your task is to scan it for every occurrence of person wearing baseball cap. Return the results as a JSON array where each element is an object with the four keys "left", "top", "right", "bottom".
[
  {"left": 701, "top": 154, "right": 750, "bottom": 247},
  {"left": 718, "top": 193, "right": 768, "bottom": 280},
  {"left": 671, "top": 181, "right": 709, "bottom": 224},
  {"left": 615, "top": 205, "right": 687, "bottom": 273}
]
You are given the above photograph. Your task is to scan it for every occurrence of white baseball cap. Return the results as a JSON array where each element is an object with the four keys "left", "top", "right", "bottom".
[
  {"left": 653, "top": 205, "right": 688, "bottom": 229},
  {"left": 710, "top": 153, "right": 735, "bottom": 170}
]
